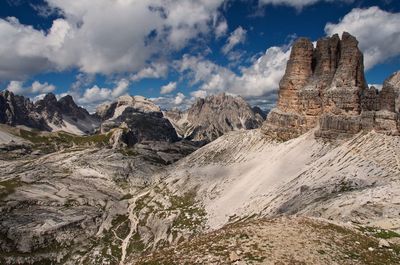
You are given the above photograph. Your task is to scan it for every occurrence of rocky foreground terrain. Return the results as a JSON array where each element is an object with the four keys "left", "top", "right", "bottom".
[
  {"left": 138, "top": 217, "right": 400, "bottom": 264},
  {"left": 1, "top": 32, "right": 400, "bottom": 265}
]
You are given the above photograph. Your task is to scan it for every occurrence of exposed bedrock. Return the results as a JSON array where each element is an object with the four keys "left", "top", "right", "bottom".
[{"left": 263, "top": 32, "right": 400, "bottom": 140}]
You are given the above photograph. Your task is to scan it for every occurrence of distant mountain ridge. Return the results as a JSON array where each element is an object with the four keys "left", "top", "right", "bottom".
[
  {"left": 0, "top": 90, "right": 99, "bottom": 135},
  {"left": 0, "top": 91, "right": 265, "bottom": 145},
  {"left": 164, "top": 93, "right": 264, "bottom": 142}
]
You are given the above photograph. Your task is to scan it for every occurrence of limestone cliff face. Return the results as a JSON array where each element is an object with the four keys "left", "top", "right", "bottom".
[
  {"left": 263, "top": 32, "right": 399, "bottom": 140},
  {"left": 0, "top": 90, "right": 49, "bottom": 130},
  {"left": 96, "top": 95, "right": 179, "bottom": 145}
]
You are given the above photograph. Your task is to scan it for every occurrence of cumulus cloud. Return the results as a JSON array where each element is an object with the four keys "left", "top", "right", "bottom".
[
  {"left": 6, "top": 80, "right": 55, "bottom": 95},
  {"left": 325, "top": 6, "right": 400, "bottom": 70},
  {"left": 160, "top": 82, "right": 177, "bottom": 94},
  {"left": 177, "top": 45, "right": 290, "bottom": 98},
  {"left": 70, "top": 73, "right": 95, "bottom": 97},
  {"left": 191, "top": 90, "right": 207, "bottom": 98},
  {"left": 0, "top": 17, "right": 53, "bottom": 80},
  {"left": 153, "top": 42, "right": 290, "bottom": 110},
  {"left": 174, "top": 92, "right": 186, "bottom": 105},
  {"left": 258, "top": 0, "right": 353, "bottom": 10},
  {"left": 78, "top": 79, "right": 129, "bottom": 105},
  {"left": 130, "top": 63, "right": 168, "bottom": 82},
  {"left": 151, "top": 93, "right": 192, "bottom": 110},
  {"left": 222, "top": 26, "right": 247, "bottom": 54},
  {"left": 0, "top": 0, "right": 226, "bottom": 81}
]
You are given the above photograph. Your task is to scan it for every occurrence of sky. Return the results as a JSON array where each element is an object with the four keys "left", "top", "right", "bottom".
[{"left": 0, "top": 0, "right": 399, "bottom": 111}]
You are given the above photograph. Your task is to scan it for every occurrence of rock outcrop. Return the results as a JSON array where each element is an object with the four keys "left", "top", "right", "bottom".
[
  {"left": 263, "top": 32, "right": 400, "bottom": 140},
  {"left": 97, "top": 95, "right": 179, "bottom": 145},
  {"left": 0, "top": 91, "right": 100, "bottom": 135},
  {"left": 165, "top": 93, "right": 264, "bottom": 142},
  {"left": 0, "top": 90, "right": 49, "bottom": 130},
  {"left": 35, "top": 93, "right": 100, "bottom": 134}
]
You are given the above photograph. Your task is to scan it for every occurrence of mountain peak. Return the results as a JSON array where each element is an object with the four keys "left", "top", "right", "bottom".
[
  {"left": 165, "top": 93, "right": 264, "bottom": 142},
  {"left": 263, "top": 33, "right": 399, "bottom": 141}
]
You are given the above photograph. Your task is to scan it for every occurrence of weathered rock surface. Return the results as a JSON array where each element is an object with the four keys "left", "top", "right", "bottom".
[
  {"left": 263, "top": 33, "right": 400, "bottom": 140},
  {"left": 0, "top": 91, "right": 100, "bottom": 135},
  {"left": 380, "top": 71, "right": 400, "bottom": 112},
  {"left": 165, "top": 93, "right": 264, "bottom": 142},
  {"left": 35, "top": 93, "right": 100, "bottom": 134},
  {"left": 97, "top": 95, "right": 179, "bottom": 145},
  {"left": 137, "top": 217, "right": 400, "bottom": 264},
  {"left": 0, "top": 140, "right": 199, "bottom": 264},
  {"left": 0, "top": 90, "right": 48, "bottom": 130}
]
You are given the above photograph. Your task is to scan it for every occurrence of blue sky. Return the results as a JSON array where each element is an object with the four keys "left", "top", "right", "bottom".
[{"left": 0, "top": 0, "right": 399, "bottom": 111}]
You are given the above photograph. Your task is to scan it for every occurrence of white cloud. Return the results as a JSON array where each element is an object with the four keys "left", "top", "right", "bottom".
[
  {"left": 258, "top": 0, "right": 353, "bottom": 10},
  {"left": 130, "top": 63, "right": 168, "bottom": 82},
  {"left": 78, "top": 79, "right": 129, "bottom": 105},
  {"left": 222, "top": 26, "right": 247, "bottom": 55},
  {"left": 111, "top": 79, "right": 130, "bottom": 98},
  {"left": 177, "top": 45, "right": 290, "bottom": 98},
  {"left": 6, "top": 80, "right": 55, "bottom": 95},
  {"left": 325, "top": 6, "right": 400, "bottom": 70},
  {"left": 70, "top": 73, "right": 95, "bottom": 95},
  {"left": 151, "top": 94, "right": 192, "bottom": 110},
  {"left": 6, "top": 81, "right": 24, "bottom": 94},
  {"left": 174, "top": 92, "right": 186, "bottom": 105},
  {"left": 0, "top": 0, "right": 226, "bottom": 81},
  {"left": 0, "top": 17, "right": 53, "bottom": 80},
  {"left": 369, "top": 84, "right": 383, "bottom": 91},
  {"left": 153, "top": 42, "right": 290, "bottom": 110},
  {"left": 214, "top": 18, "right": 228, "bottom": 38},
  {"left": 191, "top": 90, "right": 207, "bottom": 98},
  {"left": 160, "top": 82, "right": 177, "bottom": 94}
]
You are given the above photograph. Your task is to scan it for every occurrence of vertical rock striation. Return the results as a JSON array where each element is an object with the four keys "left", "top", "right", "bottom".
[{"left": 263, "top": 32, "right": 399, "bottom": 140}]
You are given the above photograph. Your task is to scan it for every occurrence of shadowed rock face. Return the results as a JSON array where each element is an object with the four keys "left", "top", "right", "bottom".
[
  {"left": 36, "top": 93, "right": 100, "bottom": 134},
  {"left": 380, "top": 71, "right": 400, "bottom": 112},
  {"left": 0, "top": 91, "right": 49, "bottom": 130},
  {"left": 97, "top": 95, "right": 179, "bottom": 145},
  {"left": 0, "top": 91, "right": 100, "bottom": 134},
  {"left": 263, "top": 32, "right": 399, "bottom": 140}
]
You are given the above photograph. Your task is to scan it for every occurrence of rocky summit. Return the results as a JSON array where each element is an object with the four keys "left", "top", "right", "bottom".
[
  {"left": 0, "top": 91, "right": 100, "bottom": 135},
  {"left": 263, "top": 32, "right": 400, "bottom": 140},
  {"left": 96, "top": 95, "right": 179, "bottom": 147},
  {"left": 165, "top": 93, "right": 264, "bottom": 142},
  {"left": 0, "top": 90, "right": 48, "bottom": 131}
]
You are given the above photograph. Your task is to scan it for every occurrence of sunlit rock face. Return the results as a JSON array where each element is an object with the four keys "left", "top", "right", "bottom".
[
  {"left": 165, "top": 93, "right": 264, "bottom": 143},
  {"left": 263, "top": 32, "right": 399, "bottom": 140}
]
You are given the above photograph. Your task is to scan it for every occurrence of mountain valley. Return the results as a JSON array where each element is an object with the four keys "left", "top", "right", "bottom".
[{"left": 0, "top": 32, "right": 400, "bottom": 265}]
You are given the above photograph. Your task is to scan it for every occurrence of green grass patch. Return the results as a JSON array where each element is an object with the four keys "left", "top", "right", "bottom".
[
  {"left": 358, "top": 226, "right": 400, "bottom": 239},
  {"left": 18, "top": 129, "right": 112, "bottom": 152},
  {"left": 169, "top": 189, "right": 207, "bottom": 231},
  {"left": 0, "top": 178, "right": 22, "bottom": 200}
]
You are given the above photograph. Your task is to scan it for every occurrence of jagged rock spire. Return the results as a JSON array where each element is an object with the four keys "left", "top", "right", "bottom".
[{"left": 263, "top": 32, "right": 399, "bottom": 140}]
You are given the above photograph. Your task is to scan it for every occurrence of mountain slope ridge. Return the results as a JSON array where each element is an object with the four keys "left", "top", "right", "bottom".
[{"left": 159, "top": 128, "right": 400, "bottom": 230}]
